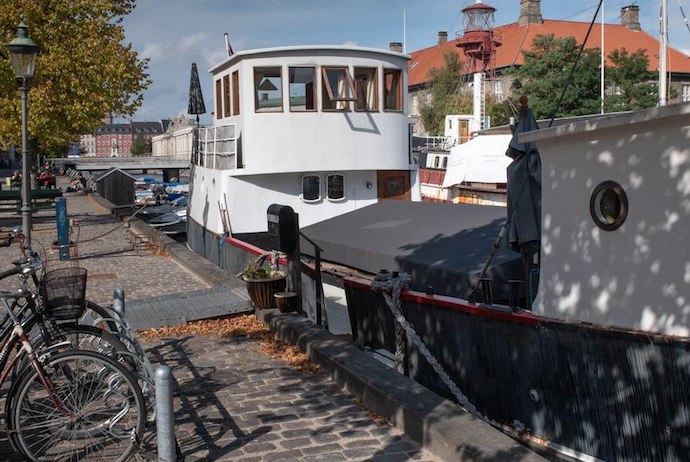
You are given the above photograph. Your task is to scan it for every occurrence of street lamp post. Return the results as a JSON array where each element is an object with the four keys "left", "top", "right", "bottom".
[{"left": 5, "top": 15, "right": 40, "bottom": 247}]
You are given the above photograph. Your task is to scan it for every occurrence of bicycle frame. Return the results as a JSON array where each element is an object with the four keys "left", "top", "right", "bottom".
[{"left": 0, "top": 294, "right": 72, "bottom": 414}]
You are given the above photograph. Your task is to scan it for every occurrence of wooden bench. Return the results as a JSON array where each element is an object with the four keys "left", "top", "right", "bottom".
[{"left": 0, "top": 189, "right": 63, "bottom": 214}]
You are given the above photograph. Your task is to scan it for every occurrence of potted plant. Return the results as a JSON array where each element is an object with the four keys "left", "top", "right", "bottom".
[{"left": 237, "top": 251, "right": 287, "bottom": 309}]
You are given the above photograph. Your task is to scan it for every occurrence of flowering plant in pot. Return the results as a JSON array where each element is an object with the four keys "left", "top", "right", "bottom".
[{"left": 237, "top": 251, "right": 286, "bottom": 309}]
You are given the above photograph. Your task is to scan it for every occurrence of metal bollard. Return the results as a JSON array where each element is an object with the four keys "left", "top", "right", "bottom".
[
  {"left": 113, "top": 288, "right": 125, "bottom": 319},
  {"left": 156, "top": 366, "right": 176, "bottom": 462}
]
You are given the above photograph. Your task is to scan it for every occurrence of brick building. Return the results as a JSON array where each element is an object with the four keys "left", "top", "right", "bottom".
[
  {"left": 82, "top": 120, "right": 169, "bottom": 157},
  {"left": 408, "top": 1, "right": 690, "bottom": 135}
]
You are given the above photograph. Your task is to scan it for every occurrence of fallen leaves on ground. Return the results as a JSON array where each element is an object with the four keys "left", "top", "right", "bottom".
[{"left": 138, "top": 314, "right": 321, "bottom": 375}]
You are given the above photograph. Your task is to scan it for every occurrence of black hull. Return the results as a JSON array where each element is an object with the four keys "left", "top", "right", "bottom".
[{"left": 345, "top": 277, "right": 690, "bottom": 461}]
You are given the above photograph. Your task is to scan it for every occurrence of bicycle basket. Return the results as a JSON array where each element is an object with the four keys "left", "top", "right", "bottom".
[{"left": 40, "top": 267, "right": 88, "bottom": 320}]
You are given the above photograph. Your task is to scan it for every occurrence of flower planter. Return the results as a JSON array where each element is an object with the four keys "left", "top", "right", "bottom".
[
  {"left": 274, "top": 291, "right": 298, "bottom": 313},
  {"left": 243, "top": 272, "right": 287, "bottom": 309}
]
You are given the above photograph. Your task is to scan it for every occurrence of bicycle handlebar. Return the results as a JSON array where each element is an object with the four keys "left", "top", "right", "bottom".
[
  {"left": 2, "top": 252, "right": 43, "bottom": 283},
  {"left": 0, "top": 266, "right": 22, "bottom": 281}
]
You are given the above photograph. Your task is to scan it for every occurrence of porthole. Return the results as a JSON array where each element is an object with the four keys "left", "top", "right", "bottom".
[{"left": 590, "top": 181, "right": 628, "bottom": 231}]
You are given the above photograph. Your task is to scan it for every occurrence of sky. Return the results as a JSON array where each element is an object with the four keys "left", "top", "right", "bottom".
[{"left": 122, "top": 0, "right": 690, "bottom": 124}]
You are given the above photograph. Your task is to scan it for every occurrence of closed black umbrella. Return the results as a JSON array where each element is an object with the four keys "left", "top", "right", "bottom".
[
  {"left": 505, "top": 97, "right": 541, "bottom": 259},
  {"left": 505, "top": 97, "right": 542, "bottom": 308},
  {"left": 188, "top": 63, "right": 206, "bottom": 126}
]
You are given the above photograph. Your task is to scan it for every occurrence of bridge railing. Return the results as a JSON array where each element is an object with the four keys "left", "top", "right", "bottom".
[{"left": 197, "top": 124, "right": 237, "bottom": 170}]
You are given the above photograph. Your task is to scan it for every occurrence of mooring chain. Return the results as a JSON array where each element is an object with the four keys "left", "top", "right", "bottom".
[{"left": 371, "top": 271, "right": 478, "bottom": 416}]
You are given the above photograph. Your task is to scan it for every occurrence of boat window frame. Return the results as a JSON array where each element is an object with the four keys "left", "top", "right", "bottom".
[
  {"left": 321, "top": 66, "right": 355, "bottom": 112},
  {"left": 232, "top": 71, "right": 240, "bottom": 115},
  {"left": 300, "top": 175, "right": 321, "bottom": 203},
  {"left": 590, "top": 181, "right": 628, "bottom": 231},
  {"left": 254, "top": 66, "right": 284, "bottom": 113},
  {"left": 223, "top": 74, "right": 231, "bottom": 118},
  {"left": 353, "top": 67, "right": 379, "bottom": 112},
  {"left": 288, "top": 66, "right": 317, "bottom": 112},
  {"left": 383, "top": 68, "right": 403, "bottom": 112},
  {"left": 215, "top": 79, "right": 223, "bottom": 119},
  {"left": 326, "top": 173, "right": 345, "bottom": 202}
]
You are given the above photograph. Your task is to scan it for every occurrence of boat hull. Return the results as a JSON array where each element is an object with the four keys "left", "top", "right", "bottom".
[{"left": 344, "top": 277, "right": 690, "bottom": 461}]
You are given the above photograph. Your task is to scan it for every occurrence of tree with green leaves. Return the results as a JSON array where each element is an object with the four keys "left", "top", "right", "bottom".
[
  {"left": 0, "top": 1, "right": 150, "bottom": 156},
  {"left": 510, "top": 34, "right": 601, "bottom": 119},
  {"left": 604, "top": 48, "right": 657, "bottom": 112},
  {"left": 130, "top": 134, "right": 151, "bottom": 156},
  {"left": 419, "top": 49, "right": 514, "bottom": 135},
  {"left": 419, "top": 51, "right": 471, "bottom": 135}
]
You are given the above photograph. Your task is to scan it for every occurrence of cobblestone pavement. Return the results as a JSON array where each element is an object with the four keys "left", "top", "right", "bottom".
[
  {"left": 0, "top": 178, "right": 443, "bottom": 461},
  {"left": 142, "top": 335, "right": 441, "bottom": 462},
  {"left": 0, "top": 186, "right": 207, "bottom": 304}
]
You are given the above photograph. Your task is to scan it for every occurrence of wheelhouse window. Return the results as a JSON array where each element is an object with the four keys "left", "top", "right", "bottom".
[
  {"left": 384, "top": 69, "right": 402, "bottom": 111},
  {"left": 322, "top": 67, "right": 355, "bottom": 111},
  {"left": 327, "top": 174, "right": 345, "bottom": 201},
  {"left": 223, "top": 75, "right": 231, "bottom": 118},
  {"left": 289, "top": 67, "right": 316, "bottom": 111},
  {"left": 215, "top": 79, "right": 222, "bottom": 119},
  {"left": 254, "top": 67, "right": 282, "bottom": 112},
  {"left": 232, "top": 71, "right": 240, "bottom": 115},
  {"left": 353, "top": 67, "right": 378, "bottom": 111},
  {"left": 301, "top": 175, "right": 320, "bottom": 202}
]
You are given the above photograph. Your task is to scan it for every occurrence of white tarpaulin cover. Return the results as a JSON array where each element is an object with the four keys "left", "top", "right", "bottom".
[{"left": 442, "top": 134, "right": 513, "bottom": 188}]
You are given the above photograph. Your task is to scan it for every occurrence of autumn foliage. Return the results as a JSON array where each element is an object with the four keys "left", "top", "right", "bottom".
[{"left": 0, "top": 1, "right": 150, "bottom": 155}]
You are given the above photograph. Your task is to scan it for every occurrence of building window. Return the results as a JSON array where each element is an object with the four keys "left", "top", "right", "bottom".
[
  {"left": 223, "top": 75, "right": 231, "bottom": 118},
  {"left": 410, "top": 94, "right": 419, "bottom": 116},
  {"left": 215, "top": 79, "right": 222, "bottom": 119},
  {"left": 301, "top": 175, "right": 320, "bottom": 202},
  {"left": 683, "top": 84, "right": 690, "bottom": 102},
  {"left": 322, "top": 67, "right": 354, "bottom": 111},
  {"left": 442, "top": 157, "right": 448, "bottom": 169},
  {"left": 289, "top": 67, "right": 316, "bottom": 111},
  {"left": 384, "top": 69, "right": 402, "bottom": 111},
  {"left": 327, "top": 174, "right": 345, "bottom": 201},
  {"left": 254, "top": 67, "right": 282, "bottom": 112},
  {"left": 232, "top": 71, "right": 240, "bottom": 115},
  {"left": 353, "top": 67, "right": 378, "bottom": 111},
  {"left": 492, "top": 79, "right": 503, "bottom": 100},
  {"left": 434, "top": 156, "right": 440, "bottom": 168}
]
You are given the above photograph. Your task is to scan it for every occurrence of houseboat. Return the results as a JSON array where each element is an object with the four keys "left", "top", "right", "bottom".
[
  {"left": 333, "top": 102, "right": 690, "bottom": 461},
  {"left": 187, "top": 45, "right": 419, "bottom": 263}
]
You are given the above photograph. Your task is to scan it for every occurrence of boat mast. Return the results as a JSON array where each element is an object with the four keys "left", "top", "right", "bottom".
[{"left": 660, "top": 0, "right": 668, "bottom": 106}]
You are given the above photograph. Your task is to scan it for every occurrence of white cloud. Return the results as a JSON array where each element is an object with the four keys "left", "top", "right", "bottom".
[
  {"left": 141, "top": 42, "right": 164, "bottom": 64},
  {"left": 342, "top": 40, "right": 359, "bottom": 47},
  {"left": 177, "top": 33, "right": 212, "bottom": 52}
]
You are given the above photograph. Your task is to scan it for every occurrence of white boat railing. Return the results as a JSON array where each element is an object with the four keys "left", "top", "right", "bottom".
[{"left": 196, "top": 123, "right": 237, "bottom": 169}]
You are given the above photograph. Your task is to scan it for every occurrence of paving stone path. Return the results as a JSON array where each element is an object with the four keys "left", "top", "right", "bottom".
[{"left": 143, "top": 335, "right": 440, "bottom": 462}]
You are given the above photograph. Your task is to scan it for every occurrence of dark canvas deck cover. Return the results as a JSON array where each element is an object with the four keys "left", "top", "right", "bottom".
[{"left": 301, "top": 200, "right": 523, "bottom": 301}]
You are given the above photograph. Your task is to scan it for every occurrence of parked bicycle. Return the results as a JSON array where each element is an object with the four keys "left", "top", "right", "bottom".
[
  {"left": 0, "top": 278, "right": 146, "bottom": 461},
  {"left": 0, "top": 229, "right": 153, "bottom": 461}
]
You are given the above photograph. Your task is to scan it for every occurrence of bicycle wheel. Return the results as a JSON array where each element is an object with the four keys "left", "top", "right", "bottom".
[
  {"left": 7, "top": 350, "right": 146, "bottom": 462},
  {"left": 80, "top": 300, "right": 120, "bottom": 332}
]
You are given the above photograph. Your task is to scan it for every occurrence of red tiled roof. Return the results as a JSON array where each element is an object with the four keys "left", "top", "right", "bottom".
[{"left": 409, "top": 20, "right": 690, "bottom": 87}]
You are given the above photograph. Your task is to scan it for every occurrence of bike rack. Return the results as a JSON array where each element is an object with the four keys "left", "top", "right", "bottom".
[{"left": 82, "top": 289, "right": 183, "bottom": 461}]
